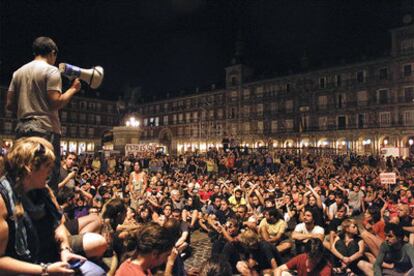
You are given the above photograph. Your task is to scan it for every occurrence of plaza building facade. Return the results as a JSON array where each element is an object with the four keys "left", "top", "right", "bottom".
[
  {"left": 136, "top": 23, "right": 414, "bottom": 155},
  {"left": 0, "top": 87, "right": 119, "bottom": 155}
]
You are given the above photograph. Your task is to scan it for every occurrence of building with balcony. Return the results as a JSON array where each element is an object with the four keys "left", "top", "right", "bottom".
[
  {"left": 136, "top": 22, "right": 414, "bottom": 155},
  {"left": 0, "top": 87, "right": 119, "bottom": 154}
]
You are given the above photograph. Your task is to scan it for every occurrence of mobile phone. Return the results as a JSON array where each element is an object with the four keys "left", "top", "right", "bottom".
[{"left": 69, "top": 260, "right": 82, "bottom": 269}]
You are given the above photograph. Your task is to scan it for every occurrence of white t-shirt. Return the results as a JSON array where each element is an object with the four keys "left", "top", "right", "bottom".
[
  {"left": 294, "top": 223, "right": 325, "bottom": 242},
  {"left": 328, "top": 202, "right": 350, "bottom": 219}
]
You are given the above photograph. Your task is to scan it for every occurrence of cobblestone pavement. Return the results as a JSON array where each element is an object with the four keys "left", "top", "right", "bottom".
[{"left": 184, "top": 230, "right": 212, "bottom": 270}]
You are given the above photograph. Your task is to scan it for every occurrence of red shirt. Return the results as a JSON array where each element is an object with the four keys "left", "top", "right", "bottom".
[
  {"left": 199, "top": 190, "right": 213, "bottom": 201},
  {"left": 286, "top": 253, "right": 332, "bottom": 276},
  {"left": 116, "top": 260, "right": 153, "bottom": 276},
  {"left": 372, "top": 220, "right": 386, "bottom": 240}
]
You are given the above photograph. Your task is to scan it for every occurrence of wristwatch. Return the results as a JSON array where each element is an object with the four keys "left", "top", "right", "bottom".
[{"left": 40, "top": 263, "right": 49, "bottom": 276}]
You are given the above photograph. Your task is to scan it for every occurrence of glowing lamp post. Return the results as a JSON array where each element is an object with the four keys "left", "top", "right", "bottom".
[{"left": 126, "top": 117, "right": 140, "bottom": 128}]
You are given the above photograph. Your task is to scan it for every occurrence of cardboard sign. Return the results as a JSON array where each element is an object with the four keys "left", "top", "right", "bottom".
[
  {"left": 380, "top": 172, "right": 396, "bottom": 185},
  {"left": 380, "top": 147, "right": 400, "bottom": 157},
  {"left": 125, "top": 144, "right": 156, "bottom": 156}
]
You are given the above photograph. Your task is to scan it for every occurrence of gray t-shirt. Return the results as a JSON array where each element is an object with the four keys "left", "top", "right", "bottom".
[
  {"left": 8, "top": 60, "right": 62, "bottom": 134},
  {"left": 348, "top": 190, "right": 364, "bottom": 210}
]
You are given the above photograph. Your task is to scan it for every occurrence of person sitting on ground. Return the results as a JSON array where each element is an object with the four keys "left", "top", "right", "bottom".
[
  {"left": 347, "top": 184, "right": 365, "bottom": 216},
  {"left": 292, "top": 208, "right": 325, "bottom": 255},
  {"left": 259, "top": 208, "right": 291, "bottom": 253},
  {"left": 170, "top": 209, "right": 190, "bottom": 256},
  {"left": 0, "top": 137, "right": 104, "bottom": 275},
  {"left": 115, "top": 222, "right": 177, "bottom": 276},
  {"left": 329, "top": 218, "right": 365, "bottom": 275},
  {"left": 326, "top": 204, "right": 349, "bottom": 249},
  {"left": 360, "top": 205, "right": 386, "bottom": 258},
  {"left": 228, "top": 187, "right": 247, "bottom": 212},
  {"left": 58, "top": 151, "right": 78, "bottom": 190},
  {"left": 301, "top": 181, "right": 325, "bottom": 227},
  {"left": 245, "top": 183, "right": 265, "bottom": 217},
  {"left": 273, "top": 238, "right": 333, "bottom": 276},
  {"left": 210, "top": 217, "right": 240, "bottom": 255},
  {"left": 392, "top": 203, "right": 414, "bottom": 245},
  {"left": 222, "top": 228, "right": 281, "bottom": 275},
  {"left": 198, "top": 255, "right": 233, "bottom": 276},
  {"left": 358, "top": 223, "right": 414, "bottom": 276},
  {"left": 327, "top": 191, "right": 350, "bottom": 222},
  {"left": 182, "top": 195, "right": 200, "bottom": 229}
]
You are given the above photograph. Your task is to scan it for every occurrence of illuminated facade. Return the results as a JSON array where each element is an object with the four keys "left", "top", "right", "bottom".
[
  {"left": 137, "top": 23, "right": 414, "bottom": 155},
  {"left": 0, "top": 88, "right": 119, "bottom": 155}
]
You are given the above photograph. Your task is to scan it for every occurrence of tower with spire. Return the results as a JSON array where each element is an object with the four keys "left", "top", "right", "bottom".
[{"left": 225, "top": 30, "right": 253, "bottom": 88}]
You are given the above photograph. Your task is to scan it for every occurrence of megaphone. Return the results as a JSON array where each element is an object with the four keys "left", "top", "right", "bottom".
[{"left": 59, "top": 63, "right": 104, "bottom": 89}]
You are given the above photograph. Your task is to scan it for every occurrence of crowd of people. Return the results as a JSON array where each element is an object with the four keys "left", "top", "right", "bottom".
[
  {"left": 2, "top": 140, "right": 414, "bottom": 275},
  {"left": 3, "top": 36, "right": 414, "bottom": 275}
]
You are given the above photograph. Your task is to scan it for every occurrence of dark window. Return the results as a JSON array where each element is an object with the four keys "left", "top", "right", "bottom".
[
  {"left": 379, "top": 68, "right": 388, "bottom": 80},
  {"left": 336, "top": 75, "right": 342, "bottom": 87},
  {"left": 319, "top": 78, "right": 326, "bottom": 89},
  {"left": 231, "top": 76, "right": 237, "bottom": 86},
  {"left": 358, "top": 114, "right": 364, "bottom": 129},
  {"left": 378, "top": 89, "right": 389, "bottom": 104},
  {"left": 356, "top": 71, "right": 365, "bottom": 83},
  {"left": 404, "top": 64, "right": 412, "bottom": 77},
  {"left": 286, "top": 83, "right": 290, "bottom": 92},
  {"left": 338, "top": 116, "right": 346, "bottom": 129},
  {"left": 405, "top": 87, "right": 414, "bottom": 102},
  {"left": 337, "top": 94, "right": 343, "bottom": 108}
]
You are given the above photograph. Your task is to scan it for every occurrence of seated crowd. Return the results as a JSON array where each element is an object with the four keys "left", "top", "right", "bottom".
[{"left": 2, "top": 140, "right": 414, "bottom": 275}]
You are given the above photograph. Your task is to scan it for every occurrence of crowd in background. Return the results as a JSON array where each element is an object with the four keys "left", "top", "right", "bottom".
[{"left": 3, "top": 141, "right": 414, "bottom": 275}]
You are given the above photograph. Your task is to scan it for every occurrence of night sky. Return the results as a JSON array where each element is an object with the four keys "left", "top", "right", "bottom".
[{"left": 0, "top": 0, "right": 405, "bottom": 101}]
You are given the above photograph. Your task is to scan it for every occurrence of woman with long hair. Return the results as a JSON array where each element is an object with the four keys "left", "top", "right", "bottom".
[
  {"left": 330, "top": 219, "right": 365, "bottom": 275},
  {"left": 0, "top": 137, "right": 103, "bottom": 275},
  {"left": 128, "top": 162, "right": 147, "bottom": 210}
]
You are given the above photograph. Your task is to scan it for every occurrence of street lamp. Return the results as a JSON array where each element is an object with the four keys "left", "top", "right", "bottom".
[
  {"left": 362, "top": 139, "right": 371, "bottom": 146},
  {"left": 409, "top": 138, "right": 414, "bottom": 146},
  {"left": 126, "top": 117, "right": 140, "bottom": 127}
]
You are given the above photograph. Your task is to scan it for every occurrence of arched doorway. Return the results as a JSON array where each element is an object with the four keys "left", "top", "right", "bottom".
[
  {"left": 336, "top": 137, "right": 348, "bottom": 154},
  {"left": 402, "top": 136, "right": 414, "bottom": 156},
  {"left": 284, "top": 139, "right": 295, "bottom": 148},
  {"left": 158, "top": 128, "right": 173, "bottom": 153}
]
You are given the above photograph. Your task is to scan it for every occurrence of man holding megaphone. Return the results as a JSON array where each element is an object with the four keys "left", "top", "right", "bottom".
[{"left": 5, "top": 36, "right": 81, "bottom": 194}]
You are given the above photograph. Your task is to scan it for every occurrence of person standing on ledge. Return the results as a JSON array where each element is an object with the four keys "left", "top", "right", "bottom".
[{"left": 6, "top": 36, "right": 81, "bottom": 194}]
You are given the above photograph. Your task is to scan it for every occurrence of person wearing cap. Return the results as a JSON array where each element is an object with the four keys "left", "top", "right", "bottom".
[{"left": 6, "top": 37, "right": 81, "bottom": 194}]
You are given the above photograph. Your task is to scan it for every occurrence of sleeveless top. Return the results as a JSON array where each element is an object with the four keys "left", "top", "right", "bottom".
[
  {"left": 131, "top": 172, "right": 144, "bottom": 194},
  {"left": 0, "top": 176, "right": 62, "bottom": 263}
]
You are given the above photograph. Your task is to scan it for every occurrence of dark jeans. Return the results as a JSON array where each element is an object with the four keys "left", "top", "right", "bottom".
[{"left": 16, "top": 130, "right": 61, "bottom": 195}]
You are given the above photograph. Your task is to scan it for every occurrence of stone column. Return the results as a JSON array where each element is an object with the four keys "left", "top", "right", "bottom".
[{"left": 112, "top": 126, "right": 142, "bottom": 153}]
